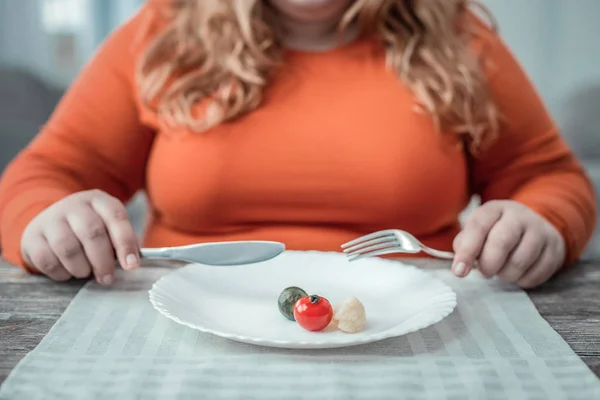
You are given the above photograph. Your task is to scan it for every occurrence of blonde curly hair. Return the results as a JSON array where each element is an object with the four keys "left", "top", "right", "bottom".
[{"left": 137, "top": 0, "right": 500, "bottom": 153}]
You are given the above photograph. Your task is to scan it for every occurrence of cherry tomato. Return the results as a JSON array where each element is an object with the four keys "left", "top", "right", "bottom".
[{"left": 293, "top": 295, "right": 333, "bottom": 332}]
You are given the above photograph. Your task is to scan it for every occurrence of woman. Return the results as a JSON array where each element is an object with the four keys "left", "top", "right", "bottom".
[{"left": 0, "top": 0, "right": 595, "bottom": 288}]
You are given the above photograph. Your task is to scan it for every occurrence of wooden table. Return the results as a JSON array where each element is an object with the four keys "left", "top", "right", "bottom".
[{"left": 1, "top": 257, "right": 599, "bottom": 384}]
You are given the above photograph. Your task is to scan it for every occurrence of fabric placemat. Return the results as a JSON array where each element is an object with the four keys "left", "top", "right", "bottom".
[{"left": 1, "top": 263, "right": 599, "bottom": 400}]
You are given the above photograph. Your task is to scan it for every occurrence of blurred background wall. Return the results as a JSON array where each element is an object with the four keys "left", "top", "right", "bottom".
[
  {"left": 0, "top": 0, "right": 599, "bottom": 256},
  {"left": 0, "top": 0, "right": 143, "bottom": 173},
  {"left": 0, "top": 0, "right": 141, "bottom": 87}
]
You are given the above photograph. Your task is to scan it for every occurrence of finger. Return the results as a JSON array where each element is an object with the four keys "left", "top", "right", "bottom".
[
  {"left": 44, "top": 219, "right": 93, "bottom": 279},
  {"left": 67, "top": 205, "right": 116, "bottom": 285},
  {"left": 452, "top": 231, "right": 480, "bottom": 277},
  {"left": 516, "top": 238, "right": 561, "bottom": 289},
  {"left": 453, "top": 204, "right": 504, "bottom": 277},
  {"left": 478, "top": 216, "right": 524, "bottom": 277},
  {"left": 496, "top": 229, "right": 545, "bottom": 283},
  {"left": 24, "top": 236, "right": 71, "bottom": 281},
  {"left": 452, "top": 231, "right": 463, "bottom": 252},
  {"left": 89, "top": 194, "right": 140, "bottom": 270}
]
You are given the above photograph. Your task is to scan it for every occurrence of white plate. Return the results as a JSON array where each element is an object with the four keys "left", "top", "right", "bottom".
[{"left": 149, "top": 250, "right": 457, "bottom": 349}]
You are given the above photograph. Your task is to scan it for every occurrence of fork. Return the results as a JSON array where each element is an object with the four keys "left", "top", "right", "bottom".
[{"left": 341, "top": 229, "right": 455, "bottom": 261}]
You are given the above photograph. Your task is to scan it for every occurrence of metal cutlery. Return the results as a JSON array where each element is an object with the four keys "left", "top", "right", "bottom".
[
  {"left": 341, "top": 229, "right": 454, "bottom": 261},
  {"left": 140, "top": 240, "right": 285, "bottom": 266}
]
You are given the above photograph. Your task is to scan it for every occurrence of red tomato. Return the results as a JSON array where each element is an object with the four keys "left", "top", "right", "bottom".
[{"left": 293, "top": 295, "right": 333, "bottom": 332}]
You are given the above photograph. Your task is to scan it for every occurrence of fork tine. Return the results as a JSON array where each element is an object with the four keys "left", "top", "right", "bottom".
[
  {"left": 344, "top": 240, "right": 398, "bottom": 258},
  {"left": 342, "top": 236, "right": 398, "bottom": 253},
  {"left": 341, "top": 230, "right": 396, "bottom": 249},
  {"left": 347, "top": 248, "right": 403, "bottom": 261}
]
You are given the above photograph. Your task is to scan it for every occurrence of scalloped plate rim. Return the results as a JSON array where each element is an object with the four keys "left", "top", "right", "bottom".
[{"left": 148, "top": 250, "right": 457, "bottom": 349}]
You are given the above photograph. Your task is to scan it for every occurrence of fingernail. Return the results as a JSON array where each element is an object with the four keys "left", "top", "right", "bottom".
[
  {"left": 125, "top": 254, "right": 139, "bottom": 269},
  {"left": 98, "top": 274, "right": 114, "bottom": 285},
  {"left": 454, "top": 261, "right": 467, "bottom": 277}
]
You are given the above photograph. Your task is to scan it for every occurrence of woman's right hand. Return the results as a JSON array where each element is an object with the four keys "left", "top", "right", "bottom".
[{"left": 20, "top": 190, "right": 141, "bottom": 285}]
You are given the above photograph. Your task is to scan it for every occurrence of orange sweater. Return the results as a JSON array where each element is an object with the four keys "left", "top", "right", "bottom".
[{"left": 0, "top": 6, "right": 596, "bottom": 271}]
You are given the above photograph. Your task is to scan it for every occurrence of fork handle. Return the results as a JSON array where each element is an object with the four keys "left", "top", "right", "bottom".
[
  {"left": 140, "top": 247, "right": 174, "bottom": 259},
  {"left": 421, "top": 247, "right": 455, "bottom": 260}
]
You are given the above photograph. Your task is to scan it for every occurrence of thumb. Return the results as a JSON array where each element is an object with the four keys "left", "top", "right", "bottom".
[{"left": 452, "top": 206, "right": 502, "bottom": 277}]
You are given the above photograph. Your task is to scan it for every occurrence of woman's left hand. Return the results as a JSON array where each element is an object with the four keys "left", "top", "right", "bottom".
[{"left": 452, "top": 200, "right": 566, "bottom": 288}]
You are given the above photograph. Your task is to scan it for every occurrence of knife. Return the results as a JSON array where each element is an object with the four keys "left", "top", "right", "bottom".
[{"left": 139, "top": 240, "right": 285, "bottom": 266}]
